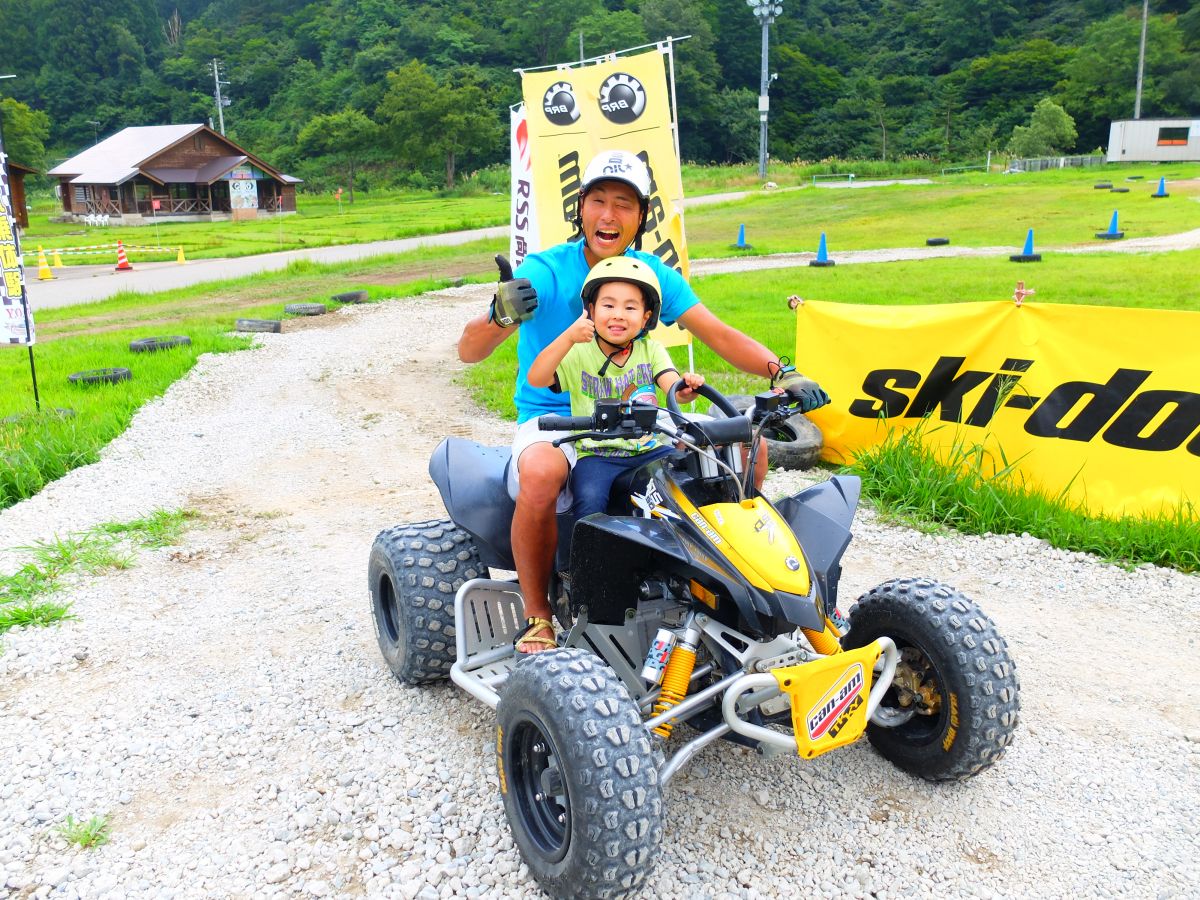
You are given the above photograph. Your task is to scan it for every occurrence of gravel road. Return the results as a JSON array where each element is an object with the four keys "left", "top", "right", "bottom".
[{"left": 1, "top": 285, "right": 1198, "bottom": 900}]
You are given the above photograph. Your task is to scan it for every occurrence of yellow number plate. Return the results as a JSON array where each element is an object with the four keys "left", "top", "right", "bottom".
[{"left": 771, "top": 641, "right": 884, "bottom": 759}]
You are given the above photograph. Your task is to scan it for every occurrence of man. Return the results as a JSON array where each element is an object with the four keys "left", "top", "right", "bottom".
[{"left": 458, "top": 150, "right": 828, "bottom": 653}]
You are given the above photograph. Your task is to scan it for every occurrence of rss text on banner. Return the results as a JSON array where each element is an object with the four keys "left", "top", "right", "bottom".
[
  {"left": 518, "top": 46, "right": 690, "bottom": 350},
  {"left": 508, "top": 103, "right": 538, "bottom": 270},
  {"left": 795, "top": 300, "right": 1199, "bottom": 519}
]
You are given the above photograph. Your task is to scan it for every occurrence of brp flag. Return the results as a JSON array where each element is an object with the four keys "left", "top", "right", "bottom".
[
  {"left": 0, "top": 150, "right": 35, "bottom": 345},
  {"left": 509, "top": 103, "right": 538, "bottom": 268},
  {"left": 520, "top": 49, "right": 688, "bottom": 280}
]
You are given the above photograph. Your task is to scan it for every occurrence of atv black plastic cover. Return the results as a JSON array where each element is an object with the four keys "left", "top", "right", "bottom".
[
  {"left": 772, "top": 475, "right": 861, "bottom": 614},
  {"left": 569, "top": 514, "right": 825, "bottom": 634}
]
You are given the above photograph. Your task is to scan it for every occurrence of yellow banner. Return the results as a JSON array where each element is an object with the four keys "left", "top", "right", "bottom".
[
  {"left": 796, "top": 300, "right": 1200, "bottom": 518},
  {"left": 520, "top": 49, "right": 689, "bottom": 286}
]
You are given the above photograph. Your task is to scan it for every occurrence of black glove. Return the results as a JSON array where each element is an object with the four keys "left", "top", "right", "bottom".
[
  {"left": 489, "top": 254, "right": 538, "bottom": 328},
  {"left": 771, "top": 365, "right": 830, "bottom": 413}
]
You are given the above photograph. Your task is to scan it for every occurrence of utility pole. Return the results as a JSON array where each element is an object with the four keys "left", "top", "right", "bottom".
[
  {"left": 1134, "top": 0, "right": 1149, "bottom": 119},
  {"left": 212, "top": 59, "right": 230, "bottom": 135},
  {"left": 747, "top": 0, "right": 782, "bottom": 180}
]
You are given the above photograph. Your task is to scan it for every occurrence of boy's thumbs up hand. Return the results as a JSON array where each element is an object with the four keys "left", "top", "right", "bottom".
[
  {"left": 489, "top": 254, "right": 537, "bottom": 327},
  {"left": 567, "top": 310, "right": 595, "bottom": 343}
]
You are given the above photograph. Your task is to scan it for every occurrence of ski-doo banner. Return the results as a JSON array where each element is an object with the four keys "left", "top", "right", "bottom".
[
  {"left": 518, "top": 48, "right": 688, "bottom": 281},
  {"left": 796, "top": 300, "right": 1200, "bottom": 519},
  {"left": 0, "top": 151, "right": 34, "bottom": 346}
]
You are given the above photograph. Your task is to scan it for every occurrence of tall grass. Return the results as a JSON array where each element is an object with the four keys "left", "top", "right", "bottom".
[{"left": 843, "top": 420, "right": 1199, "bottom": 572}]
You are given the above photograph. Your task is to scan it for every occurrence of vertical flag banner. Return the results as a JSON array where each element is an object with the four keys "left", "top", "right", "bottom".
[
  {"left": 795, "top": 300, "right": 1200, "bottom": 519},
  {"left": 518, "top": 48, "right": 688, "bottom": 280},
  {"left": 517, "top": 46, "right": 691, "bottom": 351},
  {"left": 509, "top": 103, "right": 538, "bottom": 269},
  {"left": 0, "top": 150, "right": 35, "bottom": 345}
]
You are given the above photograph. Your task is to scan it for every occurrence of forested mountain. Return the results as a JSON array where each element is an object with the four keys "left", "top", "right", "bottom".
[{"left": 1, "top": 0, "right": 1197, "bottom": 188}]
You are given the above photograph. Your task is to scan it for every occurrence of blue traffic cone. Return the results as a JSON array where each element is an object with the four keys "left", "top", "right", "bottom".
[
  {"left": 1095, "top": 210, "right": 1124, "bottom": 240},
  {"left": 1010, "top": 228, "right": 1042, "bottom": 263},
  {"left": 809, "top": 232, "right": 835, "bottom": 267},
  {"left": 1151, "top": 177, "right": 1169, "bottom": 198},
  {"left": 731, "top": 223, "right": 752, "bottom": 250}
]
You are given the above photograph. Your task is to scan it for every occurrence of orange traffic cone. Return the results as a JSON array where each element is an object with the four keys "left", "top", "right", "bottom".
[{"left": 114, "top": 240, "right": 133, "bottom": 272}]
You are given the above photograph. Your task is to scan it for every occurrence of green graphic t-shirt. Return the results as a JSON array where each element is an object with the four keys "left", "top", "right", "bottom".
[{"left": 554, "top": 338, "right": 677, "bottom": 458}]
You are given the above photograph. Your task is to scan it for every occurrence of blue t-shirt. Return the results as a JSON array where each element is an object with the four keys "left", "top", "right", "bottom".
[{"left": 512, "top": 241, "right": 699, "bottom": 423}]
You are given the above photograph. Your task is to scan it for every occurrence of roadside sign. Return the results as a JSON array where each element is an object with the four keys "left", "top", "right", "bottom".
[{"left": 0, "top": 147, "right": 35, "bottom": 345}]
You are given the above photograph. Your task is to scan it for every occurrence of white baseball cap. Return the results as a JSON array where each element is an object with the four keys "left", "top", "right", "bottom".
[{"left": 581, "top": 150, "right": 652, "bottom": 200}]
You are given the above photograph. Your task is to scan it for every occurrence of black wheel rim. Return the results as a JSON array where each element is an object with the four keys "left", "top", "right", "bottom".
[
  {"left": 878, "top": 635, "right": 949, "bottom": 746},
  {"left": 507, "top": 713, "right": 569, "bottom": 862},
  {"left": 376, "top": 573, "right": 402, "bottom": 648}
]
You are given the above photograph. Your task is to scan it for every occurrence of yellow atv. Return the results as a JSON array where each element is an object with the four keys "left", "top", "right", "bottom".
[{"left": 369, "top": 383, "right": 1020, "bottom": 899}]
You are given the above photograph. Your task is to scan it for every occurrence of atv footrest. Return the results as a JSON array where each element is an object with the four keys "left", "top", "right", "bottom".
[{"left": 450, "top": 578, "right": 525, "bottom": 709}]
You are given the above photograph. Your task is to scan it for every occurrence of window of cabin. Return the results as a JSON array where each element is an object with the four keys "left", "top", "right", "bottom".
[
  {"left": 193, "top": 134, "right": 205, "bottom": 150},
  {"left": 1157, "top": 127, "right": 1189, "bottom": 146}
]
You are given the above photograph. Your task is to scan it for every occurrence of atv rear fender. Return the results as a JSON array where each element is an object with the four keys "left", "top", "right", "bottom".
[
  {"left": 429, "top": 438, "right": 516, "bottom": 570},
  {"left": 773, "top": 475, "right": 860, "bottom": 614}
]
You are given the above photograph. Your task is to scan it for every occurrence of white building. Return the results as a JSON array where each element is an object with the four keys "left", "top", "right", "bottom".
[{"left": 1106, "top": 118, "right": 1200, "bottom": 163}]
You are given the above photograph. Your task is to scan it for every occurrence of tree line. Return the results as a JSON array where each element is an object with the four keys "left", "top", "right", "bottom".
[{"left": 0, "top": 0, "right": 1197, "bottom": 191}]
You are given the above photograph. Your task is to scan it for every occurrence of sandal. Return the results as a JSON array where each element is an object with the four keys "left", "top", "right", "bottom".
[{"left": 514, "top": 617, "right": 558, "bottom": 655}]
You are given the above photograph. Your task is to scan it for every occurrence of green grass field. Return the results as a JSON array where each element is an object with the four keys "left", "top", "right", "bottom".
[
  {"left": 21, "top": 191, "right": 511, "bottom": 264},
  {"left": 22, "top": 160, "right": 1197, "bottom": 266},
  {"left": 685, "top": 163, "right": 1200, "bottom": 258}
]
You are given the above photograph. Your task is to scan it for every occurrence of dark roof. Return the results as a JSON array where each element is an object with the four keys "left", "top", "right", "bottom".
[
  {"left": 4, "top": 160, "right": 39, "bottom": 176},
  {"left": 144, "top": 156, "right": 248, "bottom": 185}
]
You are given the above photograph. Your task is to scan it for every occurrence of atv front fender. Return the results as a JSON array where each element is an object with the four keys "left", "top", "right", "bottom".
[{"left": 773, "top": 474, "right": 860, "bottom": 612}]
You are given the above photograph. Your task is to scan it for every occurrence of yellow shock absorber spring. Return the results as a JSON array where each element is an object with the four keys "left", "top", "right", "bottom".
[
  {"left": 651, "top": 644, "right": 697, "bottom": 738},
  {"left": 802, "top": 625, "right": 842, "bottom": 656}
]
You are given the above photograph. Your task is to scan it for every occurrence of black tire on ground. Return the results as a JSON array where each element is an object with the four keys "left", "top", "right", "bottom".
[
  {"left": 368, "top": 519, "right": 483, "bottom": 685},
  {"left": 68, "top": 367, "right": 132, "bottom": 386},
  {"left": 1093, "top": 182, "right": 1113, "bottom": 189},
  {"left": 925, "top": 237, "right": 950, "bottom": 246},
  {"left": 332, "top": 290, "right": 369, "bottom": 304},
  {"left": 129, "top": 335, "right": 191, "bottom": 353},
  {"left": 284, "top": 303, "right": 327, "bottom": 316},
  {"left": 497, "top": 648, "right": 663, "bottom": 900},
  {"left": 708, "top": 393, "right": 823, "bottom": 470},
  {"left": 235, "top": 318, "right": 282, "bottom": 333},
  {"left": 843, "top": 578, "right": 1020, "bottom": 782},
  {"left": 1110, "top": 187, "right": 1130, "bottom": 193}
]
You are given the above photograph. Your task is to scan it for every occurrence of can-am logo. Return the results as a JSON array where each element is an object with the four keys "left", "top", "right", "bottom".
[
  {"left": 598, "top": 73, "right": 646, "bottom": 124},
  {"left": 542, "top": 81, "right": 579, "bottom": 126},
  {"left": 807, "top": 664, "right": 865, "bottom": 740},
  {"left": 851, "top": 357, "right": 1200, "bottom": 456}
]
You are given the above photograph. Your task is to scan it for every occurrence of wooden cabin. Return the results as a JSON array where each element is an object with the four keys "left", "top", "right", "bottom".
[{"left": 48, "top": 124, "right": 301, "bottom": 224}]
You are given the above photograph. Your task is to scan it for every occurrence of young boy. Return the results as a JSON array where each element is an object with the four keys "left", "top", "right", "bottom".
[{"left": 528, "top": 256, "right": 705, "bottom": 520}]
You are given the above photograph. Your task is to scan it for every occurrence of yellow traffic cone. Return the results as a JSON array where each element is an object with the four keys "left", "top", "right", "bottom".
[
  {"left": 52, "top": 249, "right": 64, "bottom": 268},
  {"left": 176, "top": 246, "right": 187, "bottom": 265},
  {"left": 36, "top": 246, "right": 55, "bottom": 280}
]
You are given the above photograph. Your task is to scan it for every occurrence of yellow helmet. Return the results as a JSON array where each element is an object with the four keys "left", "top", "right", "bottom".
[{"left": 580, "top": 256, "right": 662, "bottom": 333}]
